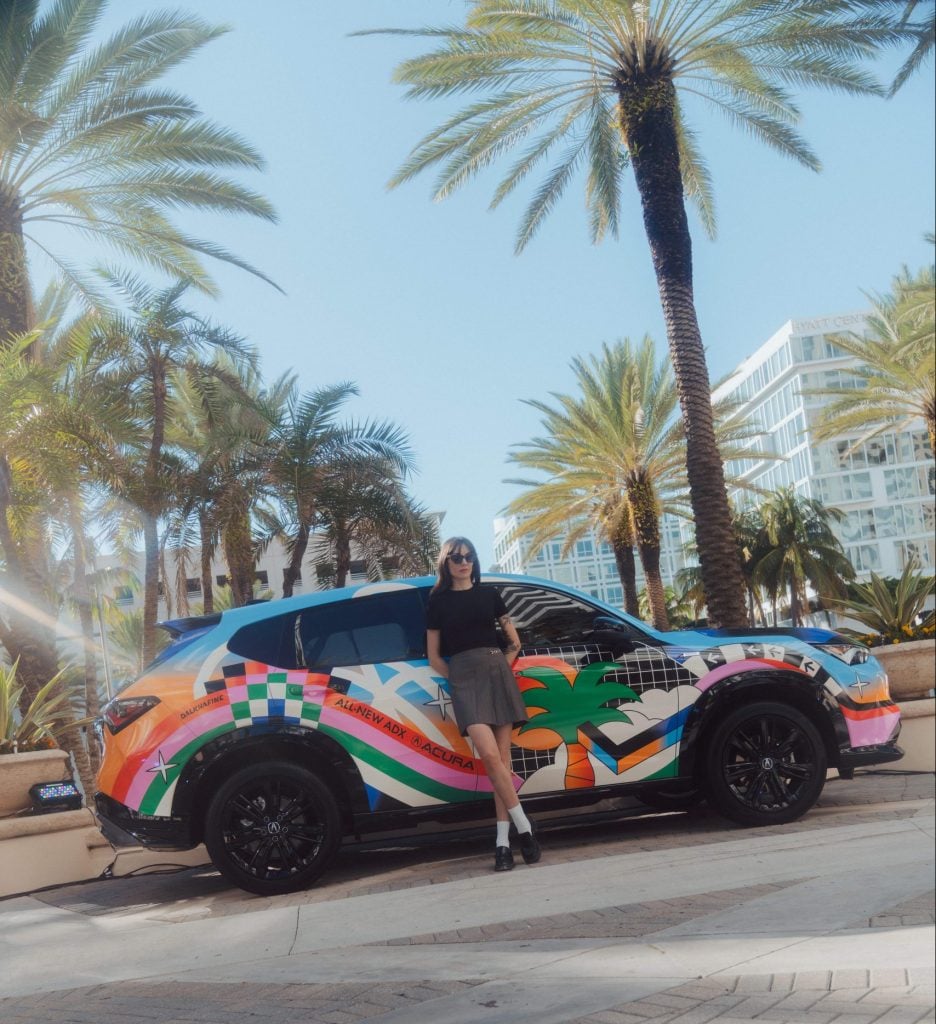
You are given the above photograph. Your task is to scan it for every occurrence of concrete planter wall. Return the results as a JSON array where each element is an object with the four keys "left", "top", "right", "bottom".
[
  {"left": 0, "top": 749, "right": 71, "bottom": 817},
  {"left": 875, "top": 639, "right": 936, "bottom": 702}
]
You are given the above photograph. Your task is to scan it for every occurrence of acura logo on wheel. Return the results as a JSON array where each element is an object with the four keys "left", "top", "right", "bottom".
[
  {"left": 761, "top": 756, "right": 775, "bottom": 770},
  {"left": 266, "top": 821, "right": 282, "bottom": 835}
]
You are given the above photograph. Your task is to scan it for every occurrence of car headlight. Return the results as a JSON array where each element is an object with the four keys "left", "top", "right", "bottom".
[{"left": 816, "top": 643, "right": 869, "bottom": 665}]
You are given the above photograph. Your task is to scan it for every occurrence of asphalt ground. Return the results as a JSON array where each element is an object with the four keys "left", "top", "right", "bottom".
[{"left": 1, "top": 769, "right": 933, "bottom": 1024}]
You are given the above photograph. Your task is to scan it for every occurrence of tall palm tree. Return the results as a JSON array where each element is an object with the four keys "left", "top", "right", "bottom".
[
  {"left": 89, "top": 277, "right": 256, "bottom": 663},
  {"left": 263, "top": 381, "right": 417, "bottom": 598},
  {"left": 168, "top": 357, "right": 273, "bottom": 613},
  {"left": 364, "top": 1, "right": 919, "bottom": 626},
  {"left": 0, "top": 0, "right": 277, "bottom": 342},
  {"left": 810, "top": 265, "right": 935, "bottom": 454},
  {"left": 754, "top": 487, "right": 854, "bottom": 627},
  {"left": 508, "top": 337, "right": 768, "bottom": 630}
]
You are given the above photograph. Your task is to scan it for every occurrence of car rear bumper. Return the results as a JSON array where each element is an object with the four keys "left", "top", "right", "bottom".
[{"left": 94, "top": 792, "right": 196, "bottom": 850}]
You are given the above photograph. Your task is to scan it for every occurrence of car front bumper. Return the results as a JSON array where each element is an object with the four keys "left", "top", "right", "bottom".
[{"left": 94, "top": 792, "right": 196, "bottom": 850}]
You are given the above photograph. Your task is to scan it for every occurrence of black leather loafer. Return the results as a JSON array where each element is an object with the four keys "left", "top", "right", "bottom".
[
  {"left": 494, "top": 846, "right": 514, "bottom": 872},
  {"left": 517, "top": 825, "right": 541, "bottom": 865}
]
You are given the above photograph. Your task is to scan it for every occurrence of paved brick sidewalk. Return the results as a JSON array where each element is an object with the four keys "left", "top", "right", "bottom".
[
  {"left": 30, "top": 770, "right": 936, "bottom": 924},
  {"left": 3, "top": 770, "right": 932, "bottom": 1024}
]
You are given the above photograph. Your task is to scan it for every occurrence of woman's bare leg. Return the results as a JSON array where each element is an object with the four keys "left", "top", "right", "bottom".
[{"left": 467, "top": 722, "right": 519, "bottom": 818}]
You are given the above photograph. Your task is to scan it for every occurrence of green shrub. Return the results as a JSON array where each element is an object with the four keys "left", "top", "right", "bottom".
[
  {"left": 0, "top": 661, "right": 83, "bottom": 754},
  {"left": 824, "top": 558, "right": 935, "bottom": 646}
]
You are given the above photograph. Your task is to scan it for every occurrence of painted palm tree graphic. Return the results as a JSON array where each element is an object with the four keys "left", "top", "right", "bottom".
[{"left": 517, "top": 661, "right": 640, "bottom": 789}]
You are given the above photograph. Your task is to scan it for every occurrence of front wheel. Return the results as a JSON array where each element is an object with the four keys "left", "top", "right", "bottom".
[
  {"left": 705, "top": 701, "right": 827, "bottom": 827},
  {"left": 204, "top": 761, "right": 341, "bottom": 895}
]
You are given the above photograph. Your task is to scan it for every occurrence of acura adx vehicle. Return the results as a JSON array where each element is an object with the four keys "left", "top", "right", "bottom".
[{"left": 94, "top": 575, "right": 902, "bottom": 894}]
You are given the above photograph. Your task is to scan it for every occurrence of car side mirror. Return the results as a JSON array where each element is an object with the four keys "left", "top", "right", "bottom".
[{"left": 591, "top": 616, "right": 636, "bottom": 653}]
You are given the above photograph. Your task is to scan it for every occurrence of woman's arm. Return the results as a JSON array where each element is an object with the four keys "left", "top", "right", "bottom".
[
  {"left": 499, "top": 614, "right": 521, "bottom": 666},
  {"left": 426, "top": 629, "right": 448, "bottom": 679}
]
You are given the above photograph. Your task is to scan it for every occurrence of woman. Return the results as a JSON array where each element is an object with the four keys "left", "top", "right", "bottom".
[{"left": 426, "top": 536, "right": 541, "bottom": 872}]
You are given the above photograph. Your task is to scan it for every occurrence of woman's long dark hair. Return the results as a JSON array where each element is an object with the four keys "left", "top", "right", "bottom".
[{"left": 431, "top": 536, "right": 481, "bottom": 594}]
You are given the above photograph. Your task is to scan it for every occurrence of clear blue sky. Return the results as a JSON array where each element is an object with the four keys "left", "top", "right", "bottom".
[{"left": 46, "top": 2, "right": 936, "bottom": 568}]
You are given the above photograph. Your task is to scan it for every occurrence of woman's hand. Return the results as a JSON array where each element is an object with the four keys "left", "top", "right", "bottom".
[{"left": 426, "top": 629, "right": 449, "bottom": 679}]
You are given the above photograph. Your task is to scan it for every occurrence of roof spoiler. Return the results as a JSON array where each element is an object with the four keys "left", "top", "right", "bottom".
[{"left": 158, "top": 613, "right": 222, "bottom": 639}]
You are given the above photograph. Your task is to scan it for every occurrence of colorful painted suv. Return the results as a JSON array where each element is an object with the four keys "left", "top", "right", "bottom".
[{"left": 94, "top": 575, "right": 902, "bottom": 894}]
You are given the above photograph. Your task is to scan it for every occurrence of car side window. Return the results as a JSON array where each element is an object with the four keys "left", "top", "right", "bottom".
[
  {"left": 496, "top": 583, "right": 599, "bottom": 648},
  {"left": 227, "top": 612, "right": 295, "bottom": 668},
  {"left": 296, "top": 589, "right": 427, "bottom": 670}
]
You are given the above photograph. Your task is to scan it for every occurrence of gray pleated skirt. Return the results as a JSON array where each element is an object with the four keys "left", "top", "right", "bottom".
[{"left": 448, "top": 647, "right": 529, "bottom": 736}]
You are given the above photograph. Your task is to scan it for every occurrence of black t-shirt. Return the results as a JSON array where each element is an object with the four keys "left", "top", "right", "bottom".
[{"left": 425, "top": 585, "right": 508, "bottom": 657}]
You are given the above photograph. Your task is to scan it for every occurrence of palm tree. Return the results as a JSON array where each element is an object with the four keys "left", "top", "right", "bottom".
[
  {"left": 168, "top": 357, "right": 273, "bottom": 612},
  {"left": 508, "top": 337, "right": 769, "bottom": 630},
  {"left": 263, "top": 381, "right": 417, "bottom": 598},
  {"left": 364, "top": 1, "right": 919, "bottom": 627},
  {"left": 890, "top": 0, "right": 935, "bottom": 94},
  {"left": 754, "top": 487, "right": 855, "bottom": 627},
  {"left": 810, "top": 266, "right": 935, "bottom": 454},
  {"left": 89, "top": 277, "right": 256, "bottom": 663},
  {"left": 509, "top": 337, "right": 687, "bottom": 629},
  {"left": 516, "top": 660, "right": 640, "bottom": 788},
  {"left": 0, "top": 0, "right": 277, "bottom": 343},
  {"left": 313, "top": 471, "right": 437, "bottom": 589}
]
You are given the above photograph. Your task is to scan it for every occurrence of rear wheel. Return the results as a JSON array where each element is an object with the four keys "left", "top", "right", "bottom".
[
  {"left": 204, "top": 761, "right": 341, "bottom": 895},
  {"left": 705, "top": 701, "right": 826, "bottom": 826}
]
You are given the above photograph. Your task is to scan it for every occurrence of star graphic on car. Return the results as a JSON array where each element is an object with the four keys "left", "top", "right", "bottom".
[
  {"left": 423, "top": 685, "right": 454, "bottom": 721},
  {"left": 146, "top": 749, "right": 179, "bottom": 782}
]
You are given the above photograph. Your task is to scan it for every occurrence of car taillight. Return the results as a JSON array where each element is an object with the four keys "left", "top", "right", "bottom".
[{"left": 102, "top": 696, "right": 160, "bottom": 734}]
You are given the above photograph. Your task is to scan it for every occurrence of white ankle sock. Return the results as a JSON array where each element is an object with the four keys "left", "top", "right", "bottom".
[
  {"left": 496, "top": 821, "right": 510, "bottom": 848},
  {"left": 508, "top": 804, "right": 531, "bottom": 834}
]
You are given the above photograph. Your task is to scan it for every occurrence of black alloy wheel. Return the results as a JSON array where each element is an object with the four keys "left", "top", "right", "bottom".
[
  {"left": 705, "top": 701, "right": 827, "bottom": 826},
  {"left": 204, "top": 761, "right": 341, "bottom": 895}
]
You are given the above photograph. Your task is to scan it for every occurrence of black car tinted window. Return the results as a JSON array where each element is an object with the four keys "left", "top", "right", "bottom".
[
  {"left": 297, "top": 589, "right": 426, "bottom": 670},
  {"left": 496, "top": 583, "right": 599, "bottom": 648},
  {"left": 228, "top": 612, "right": 294, "bottom": 668}
]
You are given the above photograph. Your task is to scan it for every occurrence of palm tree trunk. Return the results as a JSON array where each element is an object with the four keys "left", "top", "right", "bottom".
[
  {"left": 617, "top": 77, "right": 747, "bottom": 628},
  {"left": 612, "top": 538, "right": 640, "bottom": 617},
  {"left": 564, "top": 741, "right": 595, "bottom": 788},
  {"left": 334, "top": 527, "right": 351, "bottom": 589},
  {"left": 625, "top": 475, "right": 669, "bottom": 630},
  {"left": 223, "top": 499, "right": 255, "bottom": 606},
  {"left": 0, "top": 197, "right": 30, "bottom": 344},
  {"left": 283, "top": 523, "right": 309, "bottom": 597},
  {"left": 199, "top": 512, "right": 214, "bottom": 614}
]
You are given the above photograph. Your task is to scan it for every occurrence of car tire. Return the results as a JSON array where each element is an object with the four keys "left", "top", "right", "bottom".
[
  {"left": 204, "top": 761, "right": 341, "bottom": 895},
  {"left": 704, "top": 701, "right": 827, "bottom": 827}
]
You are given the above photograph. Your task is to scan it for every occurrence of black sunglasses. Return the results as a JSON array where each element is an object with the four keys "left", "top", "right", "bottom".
[{"left": 447, "top": 552, "right": 474, "bottom": 565}]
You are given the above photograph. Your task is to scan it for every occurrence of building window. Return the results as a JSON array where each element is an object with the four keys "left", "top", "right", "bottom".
[
  {"left": 185, "top": 577, "right": 201, "bottom": 595},
  {"left": 114, "top": 585, "right": 133, "bottom": 605},
  {"left": 255, "top": 570, "right": 270, "bottom": 592},
  {"left": 846, "top": 544, "right": 881, "bottom": 573},
  {"left": 215, "top": 574, "right": 229, "bottom": 587},
  {"left": 575, "top": 538, "right": 593, "bottom": 559},
  {"left": 896, "top": 539, "right": 935, "bottom": 569}
]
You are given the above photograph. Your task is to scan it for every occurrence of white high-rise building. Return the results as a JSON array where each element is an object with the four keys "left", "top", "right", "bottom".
[
  {"left": 714, "top": 312, "right": 934, "bottom": 578},
  {"left": 492, "top": 512, "right": 692, "bottom": 608},
  {"left": 494, "top": 311, "right": 934, "bottom": 606}
]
